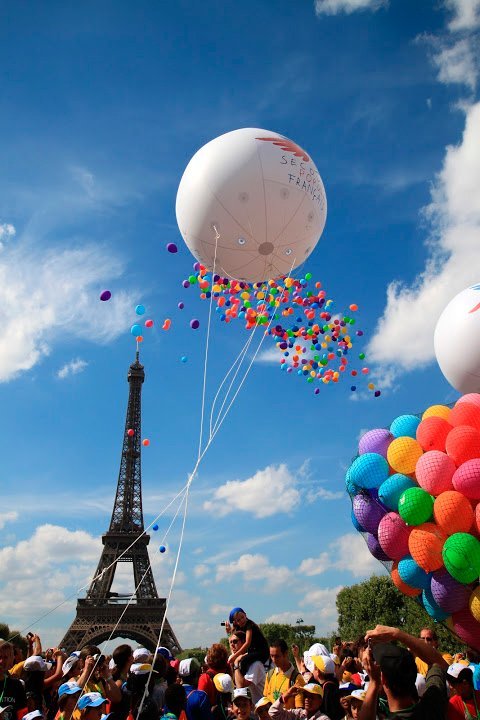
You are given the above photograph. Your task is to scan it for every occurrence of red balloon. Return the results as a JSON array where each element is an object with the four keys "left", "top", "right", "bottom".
[
  {"left": 127, "top": 429, "right": 134, "bottom": 437},
  {"left": 416, "top": 416, "right": 452, "bottom": 452},
  {"left": 451, "top": 402, "right": 480, "bottom": 433},
  {"left": 446, "top": 425, "right": 480, "bottom": 466}
]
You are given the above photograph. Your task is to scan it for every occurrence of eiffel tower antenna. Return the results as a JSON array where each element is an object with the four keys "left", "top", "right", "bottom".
[{"left": 60, "top": 351, "right": 181, "bottom": 653}]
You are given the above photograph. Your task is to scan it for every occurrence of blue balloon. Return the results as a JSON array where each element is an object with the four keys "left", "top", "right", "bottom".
[
  {"left": 152, "top": 524, "right": 158, "bottom": 531},
  {"left": 159, "top": 545, "right": 166, "bottom": 554},
  {"left": 131, "top": 324, "right": 142, "bottom": 336},
  {"left": 422, "top": 588, "right": 450, "bottom": 621},
  {"left": 349, "top": 453, "right": 389, "bottom": 490},
  {"left": 378, "top": 474, "right": 417, "bottom": 511},
  {"left": 345, "top": 466, "right": 361, "bottom": 496},
  {"left": 390, "top": 414, "right": 421, "bottom": 439},
  {"left": 181, "top": 356, "right": 188, "bottom": 363},
  {"left": 135, "top": 304, "right": 146, "bottom": 316},
  {"left": 398, "top": 555, "right": 431, "bottom": 590}
]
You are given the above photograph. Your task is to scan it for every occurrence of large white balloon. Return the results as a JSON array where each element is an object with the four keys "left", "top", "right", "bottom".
[
  {"left": 434, "top": 283, "right": 480, "bottom": 393},
  {"left": 175, "top": 128, "right": 327, "bottom": 283}
]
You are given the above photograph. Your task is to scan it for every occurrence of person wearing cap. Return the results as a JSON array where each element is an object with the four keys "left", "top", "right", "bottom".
[
  {"left": 264, "top": 640, "right": 304, "bottom": 710},
  {"left": 225, "top": 609, "right": 269, "bottom": 676},
  {"left": 125, "top": 662, "right": 158, "bottom": 720},
  {"left": 360, "top": 624, "right": 449, "bottom": 720},
  {"left": 211, "top": 674, "right": 233, "bottom": 720},
  {"left": 446, "top": 663, "right": 480, "bottom": 719},
  {"left": 253, "top": 697, "right": 271, "bottom": 720},
  {"left": 340, "top": 689, "right": 365, "bottom": 720},
  {"left": 0, "top": 640, "right": 27, "bottom": 720},
  {"left": 228, "top": 688, "right": 254, "bottom": 720},
  {"left": 198, "top": 645, "right": 230, "bottom": 706},
  {"left": 229, "top": 632, "right": 266, "bottom": 706},
  {"left": 415, "top": 628, "right": 453, "bottom": 678},
  {"left": 178, "top": 658, "right": 211, "bottom": 720},
  {"left": 54, "top": 682, "right": 82, "bottom": 720},
  {"left": 268, "top": 682, "right": 330, "bottom": 720},
  {"left": 77, "top": 692, "right": 107, "bottom": 720},
  {"left": 310, "top": 655, "right": 343, "bottom": 720},
  {"left": 77, "top": 651, "right": 121, "bottom": 705}
]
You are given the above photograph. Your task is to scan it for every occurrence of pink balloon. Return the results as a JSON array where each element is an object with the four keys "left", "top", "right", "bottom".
[
  {"left": 453, "top": 458, "right": 480, "bottom": 499},
  {"left": 415, "top": 451, "right": 456, "bottom": 495},
  {"left": 378, "top": 512, "right": 411, "bottom": 560}
]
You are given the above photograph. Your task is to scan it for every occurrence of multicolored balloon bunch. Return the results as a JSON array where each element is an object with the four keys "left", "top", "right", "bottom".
[
  {"left": 347, "top": 394, "right": 480, "bottom": 650},
  {"left": 183, "top": 262, "right": 379, "bottom": 396}
]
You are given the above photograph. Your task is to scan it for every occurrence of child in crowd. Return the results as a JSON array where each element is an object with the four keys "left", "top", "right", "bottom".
[{"left": 225, "top": 609, "right": 269, "bottom": 675}]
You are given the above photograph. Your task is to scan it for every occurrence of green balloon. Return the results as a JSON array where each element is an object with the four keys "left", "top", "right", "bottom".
[
  {"left": 443, "top": 533, "right": 480, "bottom": 584},
  {"left": 398, "top": 487, "right": 434, "bottom": 526}
]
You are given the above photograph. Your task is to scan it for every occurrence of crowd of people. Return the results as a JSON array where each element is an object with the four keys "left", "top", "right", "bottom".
[{"left": 1, "top": 607, "right": 480, "bottom": 720}]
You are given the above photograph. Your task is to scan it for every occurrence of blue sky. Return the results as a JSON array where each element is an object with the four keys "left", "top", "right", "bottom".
[{"left": 1, "top": 0, "right": 480, "bottom": 649}]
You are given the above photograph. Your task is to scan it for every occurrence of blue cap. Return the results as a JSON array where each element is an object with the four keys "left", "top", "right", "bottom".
[
  {"left": 229, "top": 607, "right": 245, "bottom": 623},
  {"left": 77, "top": 693, "right": 107, "bottom": 710},
  {"left": 58, "top": 683, "right": 82, "bottom": 698}
]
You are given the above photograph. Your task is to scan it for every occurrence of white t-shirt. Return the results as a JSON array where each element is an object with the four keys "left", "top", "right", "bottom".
[{"left": 244, "top": 661, "right": 267, "bottom": 705}]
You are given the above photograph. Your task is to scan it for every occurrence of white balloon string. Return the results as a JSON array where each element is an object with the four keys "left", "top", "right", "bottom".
[
  {"left": 197, "top": 228, "right": 219, "bottom": 460},
  {"left": 136, "top": 484, "right": 191, "bottom": 718},
  {"left": 209, "top": 326, "right": 259, "bottom": 438},
  {"left": 210, "top": 260, "right": 296, "bottom": 439}
]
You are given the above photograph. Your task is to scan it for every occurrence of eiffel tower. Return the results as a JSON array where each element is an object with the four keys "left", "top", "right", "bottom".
[{"left": 60, "top": 352, "right": 181, "bottom": 655}]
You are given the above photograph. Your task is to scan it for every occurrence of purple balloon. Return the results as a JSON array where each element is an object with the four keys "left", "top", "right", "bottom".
[
  {"left": 430, "top": 568, "right": 472, "bottom": 613},
  {"left": 100, "top": 290, "right": 111, "bottom": 301},
  {"left": 190, "top": 318, "right": 200, "bottom": 330},
  {"left": 167, "top": 243, "right": 178, "bottom": 253},
  {"left": 353, "top": 494, "right": 387, "bottom": 536},
  {"left": 178, "top": 302, "right": 184, "bottom": 310},
  {"left": 359, "top": 428, "right": 393, "bottom": 458},
  {"left": 366, "top": 532, "right": 390, "bottom": 561}
]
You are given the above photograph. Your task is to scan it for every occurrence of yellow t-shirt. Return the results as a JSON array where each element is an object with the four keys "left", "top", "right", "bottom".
[
  {"left": 415, "top": 652, "right": 453, "bottom": 677},
  {"left": 9, "top": 661, "right": 24, "bottom": 678},
  {"left": 264, "top": 666, "right": 305, "bottom": 708}
]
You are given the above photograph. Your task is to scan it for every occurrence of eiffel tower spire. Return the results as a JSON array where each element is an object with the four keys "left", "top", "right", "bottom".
[{"left": 60, "top": 352, "right": 181, "bottom": 654}]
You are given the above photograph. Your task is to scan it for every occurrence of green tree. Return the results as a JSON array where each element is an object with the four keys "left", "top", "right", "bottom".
[
  {"left": 0, "top": 623, "right": 10, "bottom": 640},
  {"left": 177, "top": 647, "right": 208, "bottom": 665},
  {"left": 336, "top": 575, "right": 464, "bottom": 655}
]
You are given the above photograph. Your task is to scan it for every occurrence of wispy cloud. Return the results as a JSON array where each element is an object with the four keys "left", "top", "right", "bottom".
[
  {"left": 445, "top": 0, "right": 480, "bottom": 31},
  {"left": 0, "top": 511, "right": 18, "bottom": 530},
  {"left": 314, "top": 0, "right": 387, "bottom": 15},
  {"left": 57, "top": 358, "right": 88, "bottom": 379},
  {"left": 299, "top": 532, "right": 381, "bottom": 578}
]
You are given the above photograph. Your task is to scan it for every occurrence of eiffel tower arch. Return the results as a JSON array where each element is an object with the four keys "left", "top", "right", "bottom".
[{"left": 60, "top": 353, "right": 181, "bottom": 655}]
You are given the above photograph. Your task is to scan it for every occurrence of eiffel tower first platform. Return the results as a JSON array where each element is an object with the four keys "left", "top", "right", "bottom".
[{"left": 60, "top": 352, "right": 181, "bottom": 655}]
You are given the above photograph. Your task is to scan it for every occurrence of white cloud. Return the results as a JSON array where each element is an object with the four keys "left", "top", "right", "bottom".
[
  {"left": 0, "top": 511, "right": 18, "bottom": 530},
  {"left": 306, "top": 487, "right": 344, "bottom": 502},
  {"left": 194, "top": 564, "right": 210, "bottom": 578},
  {"left": 256, "top": 347, "right": 281, "bottom": 364},
  {"left": 57, "top": 358, "right": 88, "bottom": 379},
  {"left": 215, "top": 553, "right": 293, "bottom": 591},
  {"left": 299, "top": 533, "right": 380, "bottom": 578},
  {"left": 0, "top": 223, "right": 16, "bottom": 250},
  {"left": 0, "top": 240, "right": 135, "bottom": 382},
  {"left": 431, "top": 37, "right": 478, "bottom": 90},
  {"left": 368, "top": 101, "right": 480, "bottom": 371},
  {"left": 314, "top": 0, "right": 386, "bottom": 14},
  {"left": 210, "top": 603, "right": 231, "bottom": 616},
  {"left": 203, "top": 464, "right": 301, "bottom": 518},
  {"left": 0, "top": 524, "right": 100, "bottom": 622},
  {"left": 445, "top": 0, "right": 480, "bottom": 31}
]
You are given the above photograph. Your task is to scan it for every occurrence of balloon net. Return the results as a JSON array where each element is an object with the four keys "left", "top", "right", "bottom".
[{"left": 345, "top": 401, "right": 480, "bottom": 652}]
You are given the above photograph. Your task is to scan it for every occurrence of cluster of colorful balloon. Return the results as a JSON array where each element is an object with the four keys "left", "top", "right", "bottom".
[
  {"left": 183, "top": 262, "right": 379, "bottom": 396},
  {"left": 348, "top": 394, "right": 480, "bottom": 650},
  {"left": 129, "top": 303, "right": 155, "bottom": 343}
]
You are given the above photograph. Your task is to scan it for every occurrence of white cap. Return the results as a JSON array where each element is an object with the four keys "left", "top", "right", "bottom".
[
  {"left": 62, "top": 654, "right": 80, "bottom": 677},
  {"left": 24, "top": 656, "right": 52, "bottom": 672},
  {"left": 23, "top": 712, "right": 44, "bottom": 720},
  {"left": 447, "top": 663, "right": 473, "bottom": 680},
  {"left": 133, "top": 648, "right": 151, "bottom": 663}
]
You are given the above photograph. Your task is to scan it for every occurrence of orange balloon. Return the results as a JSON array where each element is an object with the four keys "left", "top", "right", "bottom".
[
  {"left": 408, "top": 522, "right": 447, "bottom": 573},
  {"left": 434, "top": 491, "right": 474, "bottom": 535},
  {"left": 142, "top": 438, "right": 150, "bottom": 447},
  {"left": 423, "top": 405, "right": 452, "bottom": 422}
]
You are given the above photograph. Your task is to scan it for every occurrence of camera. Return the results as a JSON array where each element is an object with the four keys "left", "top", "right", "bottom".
[{"left": 220, "top": 622, "right": 226, "bottom": 626}]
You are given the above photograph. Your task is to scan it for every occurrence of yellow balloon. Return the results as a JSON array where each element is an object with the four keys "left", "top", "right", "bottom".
[
  {"left": 387, "top": 436, "right": 423, "bottom": 475},
  {"left": 422, "top": 404, "right": 452, "bottom": 422},
  {"left": 469, "top": 587, "right": 480, "bottom": 622}
]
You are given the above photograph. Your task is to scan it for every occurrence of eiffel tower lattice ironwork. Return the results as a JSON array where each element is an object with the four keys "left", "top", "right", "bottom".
[{"left": 60, "top": 352, "right": 181, "bottom": 655}]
